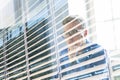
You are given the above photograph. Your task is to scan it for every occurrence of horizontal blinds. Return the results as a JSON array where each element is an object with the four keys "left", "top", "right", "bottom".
[{"left": 0, "top": 0, "right": 109, "bottom": 80}]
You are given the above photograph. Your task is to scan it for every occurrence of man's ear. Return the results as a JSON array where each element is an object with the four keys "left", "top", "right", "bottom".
[{"left": 84, "top": 30, "right": 87, "bottom": 37}]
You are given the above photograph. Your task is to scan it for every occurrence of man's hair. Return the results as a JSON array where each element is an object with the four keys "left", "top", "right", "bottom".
[{"left": 62, "top": 15, "right": 85, "bottom": 28}]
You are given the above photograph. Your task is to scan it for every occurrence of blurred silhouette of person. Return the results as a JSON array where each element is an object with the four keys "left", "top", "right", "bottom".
[
  {"left": 59, "top": 15, "right": 111, "bottom": 80},
  {"left": 63, "top": 15, "right": 88, "bottom": 59}
]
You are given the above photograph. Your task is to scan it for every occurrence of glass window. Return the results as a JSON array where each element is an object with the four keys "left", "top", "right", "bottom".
[
  {"left": 28, "top": 0, "right": 43, "bottom": 12},
  {"left": 7, "top": 56, "right": 26, "bottom": 68},
  {"left": 54, "top": 0, "right": 68, "bottom": 11},
  {"left": 9, "top": 73, "right": 27, "bottom": 80},
  {"left": 29, "top": 54, "right": 56, "bottom": 68},
  {"left": 61, "top": 59, "right": 106, "bottom": 77},
  {"left": 114, "top": 76, "right": 120, "bottom": 80},
  {"left": 11, "top": 27, "right": 20, "bottom": 38},
  {"left": 29, "top": 48, "right": 55, "bottom": 64},
  {"left": 30, "top": 61, "right": 57, "bottom": 74},
  {"left": 0, "top": 37, "right": 3, "bottom": 47},
  {"left": 41, "top": 74, "right": 58, "bottom": 80},
  {"left": 113, "top": 64, "right": 120, "bottom": 71},
  {"left": 6, "top": 51, "right": 25, "bottom": 63},
  {"left": 8, "top": 67, "right": 26, "bottom": 77},
  {"left": 67, "top": 69, "right": 108, "bottom": 80},
  {"left": 8, "top": 62, "right": 26, "bottom": 72},
  {"left": 30, "top": 68, "right": 57, "bottom": 79}
]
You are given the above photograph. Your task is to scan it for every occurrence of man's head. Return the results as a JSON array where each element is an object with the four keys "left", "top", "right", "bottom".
[{"left": 62, "top": 15, "right": 87, "bottom": 50}]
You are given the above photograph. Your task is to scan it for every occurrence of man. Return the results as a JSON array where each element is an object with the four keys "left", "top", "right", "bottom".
[
  {"left": 59, "top": 15, "right": 111, "bottom": 80},
  {"left": 62, "top": 15, "right": 88, "bottom": 59}
]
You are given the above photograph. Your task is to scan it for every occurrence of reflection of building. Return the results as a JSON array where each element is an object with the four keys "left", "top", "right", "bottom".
[
  {"left": 112, "top": 60, "right": 120, "bottom": 80},
  {"left": 0, "top": 0, "right": 111, "bottom": 80},
  {"left": 110, "top": 50, "right": 120, "bottom": 80},
  {"left": 0, "top": 0, "right": 69, "bottom": 80}
]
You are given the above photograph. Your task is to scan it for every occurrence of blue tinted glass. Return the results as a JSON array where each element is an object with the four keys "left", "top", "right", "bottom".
[
  {"left": 60, "top": 44, "right": 100, "bottom": 57},
  {"left": 90, "top": 50, "right": 104, "bottom": 58},
  {"left": 27, "top": 1, "right": 50, "bottom": 29},
  {"left": 102, "top": 78, "right": 109, "bottom": 80},
  {"left": 19, "top": 25, "right": 24, "bottom": 33},
  {"left": 81, "top": 44, "right": 100, "bottom": 54},
  {"left": 12, "top": 27, "right": 20, "bottom": 38},
  {"left": 59, "top": 48, "right": 68, "bottom": 56},
  {"left": 67, "top": 69, "right": 108, "bottom": 80},
  {"left": 0, "top": 38, "right": 3, "bottom": 47},
  {"left": 42, "top": 74, "right": 58, "bottom": 80},
  {"left": 6, "top": 29, "right": 12, "bottom": 41},
  {"left": 54, "top": 0, "right": 68, "bottom": 10},
  {"left": 113, "top": 64, "right": 120, "bottom": 71},
  {"left": 60, "top": 49, "right": 105, "bottom": 70},
  {"left": 60, "top": 56, "right": 69, "bottom": 63},
  {"left": 61, "top": 59, "right": 106, "bottom": 76}
]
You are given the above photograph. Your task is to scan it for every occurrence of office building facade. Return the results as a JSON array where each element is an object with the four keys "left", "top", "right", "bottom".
[{"left": 0, "top": 0, "right": 111, "bottom": 80}]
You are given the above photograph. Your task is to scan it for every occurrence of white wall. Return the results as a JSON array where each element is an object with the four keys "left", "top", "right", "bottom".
[
  {"left": 94, "top": 0, "right": 120, "bottom": 50},
  {"left": 68, "top": 0, "right": 87, "bottom": 20},
  {"left": 0, "top": 0, "right": 15, "bottom": 29}
]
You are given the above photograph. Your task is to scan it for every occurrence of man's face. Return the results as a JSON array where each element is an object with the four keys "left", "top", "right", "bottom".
[{"left": 64, "top": 20, "right": 86, "bottom": 51}]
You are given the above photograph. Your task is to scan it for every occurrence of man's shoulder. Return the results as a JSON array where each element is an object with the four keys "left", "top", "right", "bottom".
[
  {"left": 60, "top": 42, "right": 106, "bottom": 56},
  {"left": 85, "top": 40, "right": 102, "bottom": 49},
  {"left": 87, "top": 42, "right": 104, "bottom": 49},
  {"left": 60, "top": 48, "right": 68, "bottom": 56},
  {"left": 84, "top": 43, "right": 101, "bottom": 50},
  {"left": 81, "top": 42, "right": 106, "bottom": 54}
]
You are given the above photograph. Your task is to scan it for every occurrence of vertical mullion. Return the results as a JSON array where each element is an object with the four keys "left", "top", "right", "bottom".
[
  {"left": 3, "top": 29, "right": 7, "bottom": 80},
  {"left": 21, "top": 0, "right": 30, "bottom": 80},
  {"left": 49, "top": 0, "right": 61, "bottom": 79}
]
